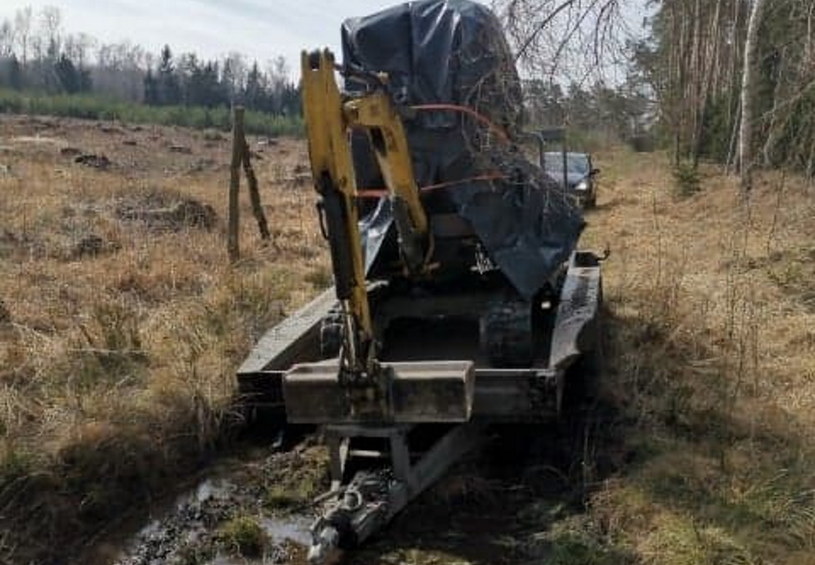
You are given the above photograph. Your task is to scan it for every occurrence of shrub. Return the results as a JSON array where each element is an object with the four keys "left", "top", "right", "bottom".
[{"left": 672, "top": 161, "right": 701, "bottom": 197}]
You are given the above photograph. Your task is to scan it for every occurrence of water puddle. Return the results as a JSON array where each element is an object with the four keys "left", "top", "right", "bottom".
[
  {"left": 114, "top": 476, "right": 312, "bottom": 565},
  {"left": 260, "top": 515, "right": 313, "bottom": 546}
]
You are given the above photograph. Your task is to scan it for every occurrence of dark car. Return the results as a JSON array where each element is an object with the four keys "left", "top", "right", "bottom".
[{"left": 542, "top": 151, "right": 600, "bottom": 208}]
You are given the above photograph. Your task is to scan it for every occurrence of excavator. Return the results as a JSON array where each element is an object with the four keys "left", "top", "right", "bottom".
[{"left": 237, "top": 1, "right": 604, "bottom": 562}]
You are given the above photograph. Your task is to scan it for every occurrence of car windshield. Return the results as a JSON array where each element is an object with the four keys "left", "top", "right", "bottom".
[{"left": 543, "top": 153, "right": 590, "bottom": 175}]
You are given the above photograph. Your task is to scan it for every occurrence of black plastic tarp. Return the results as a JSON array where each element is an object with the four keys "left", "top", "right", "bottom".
[{"left": 342, "top": 0, "right": 584, "bottom": 299}]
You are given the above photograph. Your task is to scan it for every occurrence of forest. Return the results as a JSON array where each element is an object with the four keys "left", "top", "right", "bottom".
[
  {"left": 0, "top": 7, "right": 300, "bottom": 114},
  {"left": 0, "top": 4, "right": 650, "bottom": 143},
  {"left": 2, "top": 0, "right": 814, "bottom": 186},
  {"left": 496, "top": 0, "right": 815, "bottom": 189},
  {"left": 635, "top": 0, "right": 815, "bottom": 186}
]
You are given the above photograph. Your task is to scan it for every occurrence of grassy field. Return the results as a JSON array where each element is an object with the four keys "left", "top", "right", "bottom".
[
  {"left": 0, "top": 114, "right": 327, "bottom": 563},
  {"left": 559, "top": 151, "right": 815, "bottom": 564},
  {"left": 1, "top": 114, "right": 815, "bottom": 564}
]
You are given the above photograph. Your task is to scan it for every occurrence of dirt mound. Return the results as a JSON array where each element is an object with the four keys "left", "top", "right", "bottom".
[
  {"left": 0, "top": 229, "right": 45, "bottom": 260},
  {"left": 74, "top": 153, "right": 112, "bottom": 170},
  {"left": 116, "top": 193, "right": 218, "bottom": 231},
  {"left": 60, "top": 146, "right": 83, "bottom": 157},
  {"left": 70, "top": 233, "right": 121, "bottom": 259},
  {"left": 169, "top": 144, "right": 192, "bottom": 154}
]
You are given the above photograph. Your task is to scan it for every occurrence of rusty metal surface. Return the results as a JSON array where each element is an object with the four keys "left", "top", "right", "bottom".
[
  {"left": 472, "top": 368, "right": 560, "bottom": 421},
  {"left": 280, "top": 362, "right": 560, "bottom": 424}
]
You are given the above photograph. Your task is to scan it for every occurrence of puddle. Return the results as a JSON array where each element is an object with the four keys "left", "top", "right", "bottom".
[
  {"left": 114, "top": 476, "right": 312, "bottom": 565},
  {"left": 260, "top": 515, "right": 313, "bottom": 546}
]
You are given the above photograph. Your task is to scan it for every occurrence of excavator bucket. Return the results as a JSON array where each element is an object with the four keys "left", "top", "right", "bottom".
[{"left": 282, "top": 360, "right": 475, "bottom": 424}]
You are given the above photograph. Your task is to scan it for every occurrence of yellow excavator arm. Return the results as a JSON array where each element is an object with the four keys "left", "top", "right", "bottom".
[{"left": 300, "top": 49, "right": 429, "bottom": 382}]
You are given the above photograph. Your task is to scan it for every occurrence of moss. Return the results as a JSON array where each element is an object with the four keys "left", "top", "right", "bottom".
[
  {"left": 218, "top": 515, "right": 268, "bottom": 558},
  {"left": 261, "top": 448, "right": 330, "bottom": 510}
]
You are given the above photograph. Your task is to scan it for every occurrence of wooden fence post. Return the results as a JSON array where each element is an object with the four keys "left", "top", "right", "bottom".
[
  {"left": 242, "top": 141, "right": 271, "bottom": 241},
  {"left": 228, "top": 106, "right": 245, "bottom": 262}
]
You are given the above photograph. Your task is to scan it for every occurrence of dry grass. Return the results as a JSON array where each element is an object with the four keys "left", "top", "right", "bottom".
[
  {"left": 0, "top": 115, "right": 328, "bottom": 564},
  {"left": 550, "top": 150, "right": 815, "bottom": 564},
  {"left": 2, "top": 112, "right": 815, "bottom": 565}
]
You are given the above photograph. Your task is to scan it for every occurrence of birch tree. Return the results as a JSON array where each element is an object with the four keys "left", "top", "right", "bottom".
[
  {"left": 13, "top": 7, "right": 31, "bottom": 65},
  {"left": 738, "top": 0, "right": 767, "bottom": 193},
  {"left": 493, "top": 0, "right": 627, "bottom": 84}
]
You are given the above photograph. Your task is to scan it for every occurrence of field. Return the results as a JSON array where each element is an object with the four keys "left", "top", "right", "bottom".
[
  {"left": 0, "top": 114, "right": 327, "bottom": 564},
  {"left": 1, "top": 115, "right": 815, "bottom": 564}
]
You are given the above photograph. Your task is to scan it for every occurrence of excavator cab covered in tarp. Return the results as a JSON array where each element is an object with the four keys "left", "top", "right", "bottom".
[{"left": 342, "top": 0, "right": 584, "bottom": 299}]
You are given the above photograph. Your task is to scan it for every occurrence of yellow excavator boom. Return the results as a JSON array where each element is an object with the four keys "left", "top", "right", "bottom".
[{"left": 300, "top": 49, "right": 430, "bottom": 382}]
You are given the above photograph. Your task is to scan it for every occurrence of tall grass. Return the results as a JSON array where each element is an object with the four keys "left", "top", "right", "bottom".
[
  {"left": 0, "top": 88, "right": 303, "bottom": 137},
  {"left": 0, "top": 129, "right": 326, "bottom": 563},
  {"left": 543, "top": 149, "right": 815, "bottom": 564}
]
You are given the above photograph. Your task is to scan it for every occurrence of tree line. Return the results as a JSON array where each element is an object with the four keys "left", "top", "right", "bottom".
[
  {"left": 0, "top": 6, "right": 300, "bottom": 117},
  {"left": 497, "top": 0, "right": 815, "bottom": 188},
  {"left": 0, "top": 3, "right": 649, "bottom": 146},
  {"left": 523, "top": 78, "right": 652, "bottom": 147},
  {"left": 630, "top": 0, "right": 815, "bottom": 187},
  {"left": 6, "top": 0, "right": 811, "bottom": 189}
]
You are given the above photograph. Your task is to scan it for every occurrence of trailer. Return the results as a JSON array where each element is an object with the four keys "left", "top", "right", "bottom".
[{"left": 237, "top": 1, "right": 604, "bottom": 561}]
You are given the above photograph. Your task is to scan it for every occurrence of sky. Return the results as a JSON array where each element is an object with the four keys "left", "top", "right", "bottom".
[
  {"left": 0, "top": 0, "right": 468, "bottom": 73},
  {"left": 0, "top": 0, "right": 648, "bottom": 82}
]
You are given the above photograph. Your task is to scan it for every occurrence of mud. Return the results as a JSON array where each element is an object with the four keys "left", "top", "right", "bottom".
[
  {"left": 108, "top": 395, "right": 627, "bottom": 565},
  {"left": 0, "top": 298, "right": 10, "bottom": 323},
  {"left": 108, "top": 441, "right": 330, "bottom": 565},
  {"left": 75, "top": 153, "right": 113, "bottom": 169},
  {"left": 71, "top": 233, "right": 121, "bottom": 258},
  {"left": 114, "top": 473, "right": 312, "bottom": 565}
]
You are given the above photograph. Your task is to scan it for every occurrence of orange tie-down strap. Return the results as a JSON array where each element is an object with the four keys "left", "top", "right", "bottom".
[{"left": 357, "top": 172, "right": 505, "bottom": 199}]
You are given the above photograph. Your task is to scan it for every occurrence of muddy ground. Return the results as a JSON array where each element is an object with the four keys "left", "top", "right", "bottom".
[{"left": 106, "top": 405, "right": 630, "bottom": 565}]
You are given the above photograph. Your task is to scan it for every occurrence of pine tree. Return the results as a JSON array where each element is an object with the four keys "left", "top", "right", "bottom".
[
  {"left": 143, "top": 69, "right": 158, "bottom": 104},
  {"left": 8, "top": 53, "right": 22, "bottom": 90},
  {"left": 244, "top": 61, "right": 263, "bottom": 110},
  {"left": 157, "top": 44, "right": 181, "bottom": 105},
  {"left": 54, "top": 53, "right": 80, "bottom": 93}
]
